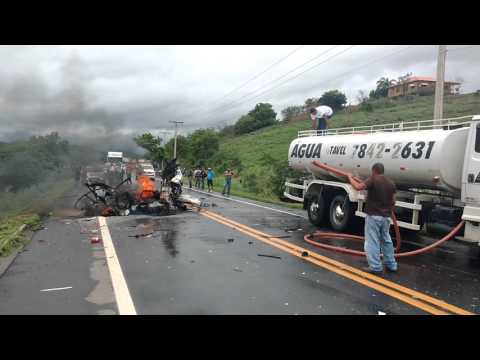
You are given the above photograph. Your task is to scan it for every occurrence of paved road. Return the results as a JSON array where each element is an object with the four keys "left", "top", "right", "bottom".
[{"left": 1, "top": 187, "right": 479, "bottom": 315}]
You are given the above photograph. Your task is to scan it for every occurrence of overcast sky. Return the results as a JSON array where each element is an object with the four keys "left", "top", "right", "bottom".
[{"left": 0, "top": 45, "right": 479, "bottom": 147}]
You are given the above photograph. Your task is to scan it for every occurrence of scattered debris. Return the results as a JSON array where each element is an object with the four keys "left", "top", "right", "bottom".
[
  {"left": 190, "top": 260, "right": 195, "bottom": 263},
  {"left": 233, "top": 267, "right": 243, "bottom": 272},
  {"left": 40, "top": 286, "right": 73, "bottom": 292},
  {"left": 248, "top": 241, "right": 253, "bottom": 245},
  {"left": 378, "top": 311, "right": 386, "bottom": 315},
  {"left": 128, "top": 232, "right": 154, "bottom": 238},
  {"left": 257, "top": 254, "right": 282, "bottom": 259},
  {"left": 90, "top": 237, "right": 101, "bottom": 244},
  {"left": 38, "top": 239, "right": 47, "bottom": 244},
  {"left": 267, "top": 235, "right": 291, "bottom": 239},
  {"left": 301, "top": 272, "right": 306, "bottom": 275},
  {"left": 301, "top": 251, "right": 309, "bottom": 257},
  {"left": 211, "top": 203, "right": 218, "bottom": 207},
  {"left": 284, "top": 302, "right": 289, "bottom": 306},
  {"left": 227, "top": 238, "right": 234, "bottom": 243}
]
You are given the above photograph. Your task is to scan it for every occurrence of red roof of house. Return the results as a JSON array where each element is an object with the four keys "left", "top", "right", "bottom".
[{"left": 389, "top": 76, "right": 460, "bottom": 88}]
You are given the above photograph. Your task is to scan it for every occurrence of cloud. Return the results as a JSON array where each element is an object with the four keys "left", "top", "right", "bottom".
[{"left": 0, "top": 45, "right": 479, "bottom": 145}]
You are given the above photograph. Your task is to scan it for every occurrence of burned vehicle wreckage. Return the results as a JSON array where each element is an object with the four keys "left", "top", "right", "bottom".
[{"left": 75, "top": 159, "right": 200, "bottom": 217}]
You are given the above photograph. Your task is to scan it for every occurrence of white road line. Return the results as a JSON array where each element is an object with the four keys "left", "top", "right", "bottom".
[
  {"left": 97, "top": 216, "right": 137, "bottom": 315},
  {"left": 189, "top": 188, "right": 308, "bottom": 219},
  {"left": 40, "top": 286, "right": 73, "bottom": 292}
]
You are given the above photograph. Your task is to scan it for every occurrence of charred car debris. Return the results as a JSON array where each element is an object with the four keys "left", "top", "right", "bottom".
[{"left": 75, "top": 159, "right": 201, "bottom": 217}]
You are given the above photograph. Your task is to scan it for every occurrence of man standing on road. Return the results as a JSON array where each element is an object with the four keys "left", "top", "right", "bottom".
[
  {"left": 200, "top": 168, "right": 207, "bottom": 190},
  {"left": 348, "top": 163, "right": 398, "bottom": 274},
  {"left": 194, "top": 168, "right": 201, "bottom": 188},
  {"left": 310, "top": 105, "right": 333, "bottom": 133},
  {"left": 185, "top": 168, "right": 193, "bottom": 188},
  {"left": 207, "top": 167, "right": 215, "bottom": 193},
  {"left": 222, "top": 169, "right": 234, "bottom": 197}
]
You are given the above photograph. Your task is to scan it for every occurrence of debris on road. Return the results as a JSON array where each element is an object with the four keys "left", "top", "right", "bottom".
[
  {"left": 233, "top": 267, "right": 243, "bottom": 272},
  {"left": 301, "top": 251, "right": 309, "bottom": 257},
  {"left": 40, "top": 286, "right": 73, "bottom": 292},
  {"left": 378, "top": 311, "right": 386, "bottom": 315},
  {"left": 90, "top": 236, "right": 101, "bottom": 244},
  {"left": 257, "top": 254, "right": 282, "bottom": 259},
  {"left": 128, "top": 232, "right": 154, "bottom": 238},
  {"left": 227, "top": 238, "right": 234, "bottom": 243},
  {"left": 248, "top": 241, "right": 253, "bottom": 245}
]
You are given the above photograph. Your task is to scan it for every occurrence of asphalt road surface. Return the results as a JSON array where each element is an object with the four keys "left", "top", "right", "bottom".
[{"left": 1, "top": 186, "right": 479, "bottom": 315}]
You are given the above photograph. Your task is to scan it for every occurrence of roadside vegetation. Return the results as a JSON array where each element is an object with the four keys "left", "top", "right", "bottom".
[{"left": 0, "top": 133, "right": 97, "bottom": 256}]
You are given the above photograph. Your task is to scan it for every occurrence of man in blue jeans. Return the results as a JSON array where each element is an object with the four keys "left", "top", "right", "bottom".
[
  {"left": 348, "top": 163, "right": 398, "bottom": 274},
  {"left": 222, "top": 169, "right": 233, "bottom": 196}
]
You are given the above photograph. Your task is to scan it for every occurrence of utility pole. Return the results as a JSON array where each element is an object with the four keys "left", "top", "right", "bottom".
[
  {"left": 434, "top": 45, "right": 447, "bottom": 125},
  {"left": 169, "top": 121, "right": 184, "bottom": 160}
]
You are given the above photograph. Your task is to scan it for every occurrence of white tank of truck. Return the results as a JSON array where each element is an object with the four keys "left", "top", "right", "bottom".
[
  {"left": 284, "top": 115, "right": 480, "bottom": 245},
  {"left": 288, "top": 127, "right": 467, "bottom": 194}
]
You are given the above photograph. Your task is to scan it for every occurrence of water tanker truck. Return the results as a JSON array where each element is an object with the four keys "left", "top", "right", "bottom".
[{"left": 284, "top": 115, "right": 480, "bottom": 245}]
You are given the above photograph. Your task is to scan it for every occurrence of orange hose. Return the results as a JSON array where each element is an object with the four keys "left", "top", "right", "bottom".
[{"left": 306, "top": 161, "right": 465, "bottom": 257}]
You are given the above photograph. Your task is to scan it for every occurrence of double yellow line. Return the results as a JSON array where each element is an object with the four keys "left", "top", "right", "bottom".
[{"left": 200, "top": 209, "right": 475, "bottom": 315}]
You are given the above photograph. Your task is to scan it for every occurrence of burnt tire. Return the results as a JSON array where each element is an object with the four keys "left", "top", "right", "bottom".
[
  {"left": 307, "top": 194, "right": 325, "bottom": 226},
  {"left": 329, "top": 194, "right": 356, "bottom": 232}
]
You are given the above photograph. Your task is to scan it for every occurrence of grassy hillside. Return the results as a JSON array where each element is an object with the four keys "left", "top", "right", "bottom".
[{"left": 213, "top": 93, "right": 480, "bottom": 204}]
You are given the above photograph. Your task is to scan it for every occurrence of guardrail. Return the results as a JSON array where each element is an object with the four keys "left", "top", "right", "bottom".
[{"left": 298, "top": 115, "right": 475, "bottom": 138}]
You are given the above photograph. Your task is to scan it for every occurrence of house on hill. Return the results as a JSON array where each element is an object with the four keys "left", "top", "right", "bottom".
[{"left": 388, "top": 76, "right": 461, "bottom": 98}]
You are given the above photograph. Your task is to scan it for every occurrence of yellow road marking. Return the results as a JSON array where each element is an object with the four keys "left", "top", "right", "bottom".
[
  {"left": 98, "top": 217, "right": 137, "bottom": 315},
  {"left": 200, "top": 210, "right": 475, "bottom": 315}
]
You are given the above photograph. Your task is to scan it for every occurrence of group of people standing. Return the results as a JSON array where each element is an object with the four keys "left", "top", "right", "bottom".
[{"left": 185, "top": 167, "right": 234, "bottom": 196}]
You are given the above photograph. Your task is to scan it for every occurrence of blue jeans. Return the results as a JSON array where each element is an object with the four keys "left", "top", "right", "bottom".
[
  {"left": 364, "top": 215, "right": 398, "bottom": 271},
  {"left": 222, "top": 180, "right": 231, "bottom": 195}
]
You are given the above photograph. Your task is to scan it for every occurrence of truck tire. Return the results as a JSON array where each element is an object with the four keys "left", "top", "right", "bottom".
[
  {"left": 307, "top": 194, "right": 325, "bottom": 226},
  {"left": 329, "top": 194, "right": 355, "bottom": 232}
]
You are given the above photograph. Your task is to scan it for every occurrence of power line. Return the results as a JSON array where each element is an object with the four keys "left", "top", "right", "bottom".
[
  {"left": 204, "top": 45, "right": 341, "bottom": 114},
  {"left": 209, "top": 45, "right": 305, "bottom": 105},
  {"left": 171, "top": 45, "right": 305, "bottom": 121},
  {"left": 197, "top": 45, "right": 356, "bottom": 120},
  {"left": 201, "top": 45, "right": 415, "bottom": 124}
]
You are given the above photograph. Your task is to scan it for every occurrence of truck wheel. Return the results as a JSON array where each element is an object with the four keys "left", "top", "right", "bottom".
[
  {"left": 329, "top": 194, "right": 355, "bottom": 232},
  {"left": 115, "top": 192, "right": 134, "bottom": 210},
  {"left": 307, "top": 194, "right": 325, "bottom": 226}
]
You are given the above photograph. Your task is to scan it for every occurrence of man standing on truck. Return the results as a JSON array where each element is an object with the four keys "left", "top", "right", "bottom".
[
  {"left": 310, "top": 105, "right": 333, "bottom": 133},
  {"left": 347, "top": 163, "right": 398, "bottom": 274},
  {"left": 222, "top": 169, "right": 234, "bottom": 197}
]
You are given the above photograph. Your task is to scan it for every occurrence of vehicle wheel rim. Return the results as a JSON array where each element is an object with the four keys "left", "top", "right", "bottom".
[
  {"left": 332, "top": 200, "right": 345, "bottom": 225},
  {"left": 310, "top": 200, "right": 319, "bottom": 220}
]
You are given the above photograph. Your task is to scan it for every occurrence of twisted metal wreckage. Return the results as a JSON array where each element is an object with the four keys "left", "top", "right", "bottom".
[{"left": 74, "top": 159, "right": 201, "bottom": 217}]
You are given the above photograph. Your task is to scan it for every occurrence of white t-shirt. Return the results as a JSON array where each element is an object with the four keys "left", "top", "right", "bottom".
[{"left": 311, "top": 105, "right": 333, "bottom": 120}]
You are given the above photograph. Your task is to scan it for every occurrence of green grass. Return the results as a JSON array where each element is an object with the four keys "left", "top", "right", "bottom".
[
  {"left": 0, "top": 214, "right": 42, "bottom": 256},
  {"left": 0, "top": 177, "right": 76, "bottom": 256},
  {"left": 216, "top": 93, "right": 480, "bottom": 204}
]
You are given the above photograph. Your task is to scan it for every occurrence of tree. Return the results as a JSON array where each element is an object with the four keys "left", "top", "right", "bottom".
[
  {"left": 187, "top": 128, "right": 219, "bottom": 167},
  {"left": 234, "top": 103, "right": 277, "bottom": 135},
  {"left": 164, "top": 135, "right": 189, "bottom": 162},
  {"left": 304, "top": 97, "right": 319, "bottom": 109},
  {"left": 133, "top": 133, "right": 165, "bottom": 167},
  {"left": 374, "top": 77, "right": 395, "bottom": 98},
  {"left": 281, "top": 105, "right": 304, "bottom": 121},
  {"left": 318, "top": 90, "right": 347, "bottom": 111},
  {"left": 397, "top": 72, "right": 412, "bottom": 84}
]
